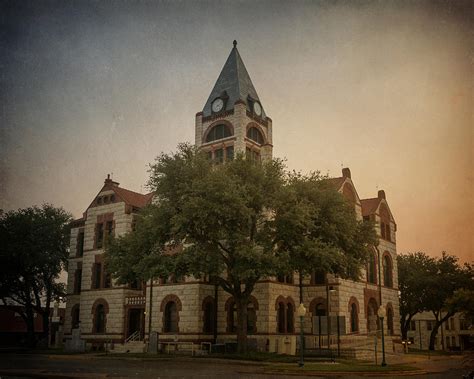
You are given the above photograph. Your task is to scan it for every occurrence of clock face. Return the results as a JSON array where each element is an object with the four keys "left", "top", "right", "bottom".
[
  {"left": 212, "top": 98, "right": 224, "bottom": 113},
  {"left": 253, "top": 102, "right": 262, "bottom": 116}
]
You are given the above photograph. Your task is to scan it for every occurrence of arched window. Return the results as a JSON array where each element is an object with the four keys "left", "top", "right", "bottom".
[
  {"left": 383, "top": 254, "right": 393, "bottom": 288},
  {"left": 161, "top": 295, "right": 182, "bottom": 333},
  {"left": 91, "top": 299, "right": 108, "bottom": 334},
  {"left": 379, "top": 204, "right": 391, "bottom": 241},
  {"left": 367, "top": 252, "right": 377, "bottom": 284},
  {"left": 367, "top": 298, "right": 378, "bottom": 333},
  {"left": 387, "top": 306, "right": 394, "bottom": 336},
  {"left": 205, "top": 124, "right": 233, "bottom": 143},
  {"left": 246, "top": 127, "right": 264, "bottom": 144},
  {"left": 286, "top": 303, "right": 294, "bottom": 333},
  {"left": 95, "top": 304, "right": 106, "bottom": 333},
  {"left": 164, "top": 302, "right": 178, "bottom": 333},
  {"left": 277, "top": 302, "right": 286, "bottom": 333},
  {"left": 71, "top": 304, "right": 80, "bottom": 329},
  {"left": 226, "top": 297, "right": 259, "bottom": 334},
  {"left": 350, "top": 303, "right": 358, "bottom": 333},
  {"left": 202, "top": 297, "right": 215, "bottom": 334}
]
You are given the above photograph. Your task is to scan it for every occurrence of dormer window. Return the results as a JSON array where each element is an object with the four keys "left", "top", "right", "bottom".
[{"left": 205, "top": 124, "right": 233, "bottom": 143}]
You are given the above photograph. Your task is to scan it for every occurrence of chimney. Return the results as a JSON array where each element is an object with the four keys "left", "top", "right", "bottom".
[
  {"left": 342, "top": 167, "right": 351, "bottom": 179},
  {"left": 104, "top": 174, "right": 119, "bottom": 187},
  {"left": 378, "top": 190, "right": 386, "bottom": 200}
]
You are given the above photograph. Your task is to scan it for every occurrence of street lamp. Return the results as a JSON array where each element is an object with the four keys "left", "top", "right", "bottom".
[
  {"left": 297, "top": 303, "right": 307, "bottom": 367},
  {"left": 377, "top": 306, "right": 387, "bottom": 367}
]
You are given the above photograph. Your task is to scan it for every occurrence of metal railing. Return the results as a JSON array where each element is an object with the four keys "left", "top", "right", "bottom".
[{"left": 125, "top": 330, "right": 141, "bottom": 343}]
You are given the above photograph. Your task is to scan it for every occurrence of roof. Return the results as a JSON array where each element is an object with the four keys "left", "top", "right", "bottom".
[
  {"left": 326, "top": 177, "right": 346, "bottom": 190},
  {"left": 202, "top": 41, "right": 266, "bottom": 118},
  {"left": 114, "top": 187, "right": 154, "bottom": 209},
  {"left": 360, "top": 198, "right": 381, "bottom": 217}
]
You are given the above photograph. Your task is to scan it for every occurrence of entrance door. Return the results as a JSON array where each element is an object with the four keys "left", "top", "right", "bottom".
[{"left": 127, "top": 308, "right": 144, "bottom": 339}]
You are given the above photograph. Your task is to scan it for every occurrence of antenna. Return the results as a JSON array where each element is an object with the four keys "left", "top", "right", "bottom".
[{"left": 111, "top": 172, "right": 113, "bottom": 180}]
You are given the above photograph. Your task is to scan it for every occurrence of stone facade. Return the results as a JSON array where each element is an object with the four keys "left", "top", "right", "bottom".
[{"left": 64, "top": 43, "right": 401, "bottom": 354}]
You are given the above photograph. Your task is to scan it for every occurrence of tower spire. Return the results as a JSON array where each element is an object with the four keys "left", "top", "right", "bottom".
[{"left": 233, "top": 40, "right": 237, "bottom": 48}]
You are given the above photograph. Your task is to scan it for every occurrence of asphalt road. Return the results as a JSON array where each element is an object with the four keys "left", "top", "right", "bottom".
[{"left": 0, "top": 352, "right": 473, "bottom": 379}]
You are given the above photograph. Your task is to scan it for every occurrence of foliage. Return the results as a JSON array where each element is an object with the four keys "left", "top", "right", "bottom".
[
  {"left": 273, "top": 172, "right": 377, "bottom": 299},
  {"left": 0, "top": 204, "right": 72, "bottom": 347},
  {"left": 397, "top": 252, "right": 436, "bottom": 339},
  {"left": 398, "top": 251, "right": 473, "bottom": 349},
  {"left": 106, "top": 143, "right": 379, "bottom": 353}
]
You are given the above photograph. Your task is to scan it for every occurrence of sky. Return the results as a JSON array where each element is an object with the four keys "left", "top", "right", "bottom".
[{"left": 1, "top": 0, "right": 472, "bottom": 263}]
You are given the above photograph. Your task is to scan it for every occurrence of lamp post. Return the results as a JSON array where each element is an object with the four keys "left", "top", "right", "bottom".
[
  {"left": 297, "top": 303, "right": 307, "bottom": 367},
  {"left": 377, "top": 306, "right": 387, "bottom": 367}
]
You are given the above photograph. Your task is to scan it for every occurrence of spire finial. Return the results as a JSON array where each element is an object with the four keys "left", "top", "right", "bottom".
[{"left": 233, "top": 40, "right": 237, "bottom": 48}]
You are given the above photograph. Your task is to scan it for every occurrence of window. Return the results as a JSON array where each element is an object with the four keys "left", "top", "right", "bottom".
[
  {"left": 93, "top": 263, "right": 102, "bottom": 289},
  {"left": 73, "top": 267, "right": 82, "bottom": 294},
  {"left": 427, "top": 320, "right": 434, "bottom": 331},
  {"left": 277, "top": 302, "right": 286, "bottom": 333},
  {"left": 385, "top": 223, "right": 391, "bottom": 241},
  {"left": 71, "top": 305, "right": 80, "bottom": 329},
  {"left": 96, "top": 223, "right": 104, "bottom": 248},
  {"left": 226, "top": 145, "right": 234, "bottom": 161},
  {"left": 246, "top": 147, "right": 261, "bottom": 162},
  {"left": 367, "top": 252, "right": 377, "bottom": 284},
  {"left": 130, "top": 279, "right": 142, "bottom": 290},
  {"left": 246, "top": 127, "right": 264, "bottom": 144},
  {"left": 387, "top": 307, "right": 394, "bottom": 335},
  {"left": 311, "top": 270, "right": 326, "bottom": 285},
  {"left": 106, "top": 221, "right": 114, "bottom": 237},
  {"left": 76, "top": 230, "right": 84, "bottom": 257},
  {"left": 380, "top": 222, "right": 386, "bottom": 239},
  {"left": 446, "top": 336, "right": 450, "bottom": 348},
  {"left": 214, "top": 148, "right": 224, "bottom": 164},
  {"left": 103, "top": 268, "right": 111, "bottom": 288},
  {"left": 247, "top": 303, "right": 256, "bottom": 334},
  {"left": 205, "top": 124, "right": 232, "bottom": 142},
  {"left": 450, "top": 318, "right": 455, "bottom": 330},
  {"left": 460, "top": 319, "right": 469, "bottom": 330},
  {"left": 286, "top": 303, "right": 294, "bottom": 333},
  {"left": 226, "top": 298, "right": 258, "bottom": 334},
  {"left": 94, "top": 304, "right": 106, "bottom": 333},
  {"left": 164, "top": 302, "right": 178, "bottom": 333},
  {"left": 203, "top": 298, "right": 215, "bottom": 334},
  {"left": 410, "top": 320, "right": 416, "bottom": 331},
  {"left": 383, "top": 254, "right": 393, "bottom": 287},
  {"left": 445, "top": 319, "right": 450, "bottom": 330},
  {"left": 350, "top": 303, "right": 359, "bottom": 332},
  {"left": 277, "top": 273, "right": 293, "bottom": 284}
]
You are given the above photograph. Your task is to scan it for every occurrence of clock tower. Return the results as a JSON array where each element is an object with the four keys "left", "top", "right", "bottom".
[{"left": 195, "top": 41, "right": 273, "bottom": 163}]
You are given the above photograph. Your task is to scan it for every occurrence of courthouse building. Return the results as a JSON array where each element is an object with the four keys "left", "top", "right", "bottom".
[{"left": 64, "top": 42, "right": 401, "bottom": 355}]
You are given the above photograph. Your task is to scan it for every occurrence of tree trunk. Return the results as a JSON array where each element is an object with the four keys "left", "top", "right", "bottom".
[
  {"left": 401, "top": 313, "right": 413, "bottom": 340},
  {"left": 429, "top": 312, "right": 453, "bottom": 351},
  {"left": 25, "top": 302, "right": 36, "bottom": 348},
  {"left": 235, "top": 297, "right": 248, "bottom": 354}
]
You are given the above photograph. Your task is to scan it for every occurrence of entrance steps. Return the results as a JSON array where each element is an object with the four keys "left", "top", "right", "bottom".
[{"left": 111, "top": 340, "right": 146, "bottom": 354}]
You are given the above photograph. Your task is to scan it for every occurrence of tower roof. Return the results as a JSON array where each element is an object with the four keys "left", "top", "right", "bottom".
[{"left": 202, "top": 41, "right": 266, "bottom": 118}]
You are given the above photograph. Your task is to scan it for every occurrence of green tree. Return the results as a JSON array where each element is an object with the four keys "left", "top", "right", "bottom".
[
  {"left": 397, "top": 252, "right": 436, "bottom": 340},
  {"left": 398, "top": 252, "right": 473, "bottom": 349},
  {"left": 0, "top": 205, "right": 71, "bottom": 347},
  {"left": 424, "top": 253, "right": 473, "bottom": 350},
  {"left": 107, "top": 144, "right": 285, "bottom": 352},
  {"left": 273, "top": 172, "right": 378, "bottom": 303}
]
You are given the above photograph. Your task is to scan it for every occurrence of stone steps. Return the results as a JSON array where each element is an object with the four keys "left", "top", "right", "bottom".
[{"left": 111, "top": 341, "right": 146, "bottom": 354}]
